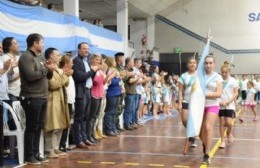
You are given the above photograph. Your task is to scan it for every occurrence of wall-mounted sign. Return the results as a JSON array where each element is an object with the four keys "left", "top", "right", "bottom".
[
  {"left": 249, "top": 13, "right": 260, "bottom": 21},
  {"left": 174, "top": 47, "right": 182, "bottom": 53}
]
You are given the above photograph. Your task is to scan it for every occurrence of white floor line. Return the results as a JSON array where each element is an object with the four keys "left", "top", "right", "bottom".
[
  {"left": 120, "top": 135, "right": 260, "bottom": 141},
  {"left": 144, "top": 124, "right": 260, "bottom": 129},
  {"left": 70, "top": 150, "right": 260, "bottom": 161}
]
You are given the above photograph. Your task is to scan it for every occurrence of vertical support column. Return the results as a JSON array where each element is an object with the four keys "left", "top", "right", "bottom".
[
  {"left": 147, "top": 16, "right": 155, "bottom": 51},
  {"left": 117, "top": 0, "right": 128, "bottom": 57},
  {"left": 63, "top": 0, "right": 79, "bottom": 17},
  {"left": 117, "top": 0, "right": 128, "bottom": 129}
]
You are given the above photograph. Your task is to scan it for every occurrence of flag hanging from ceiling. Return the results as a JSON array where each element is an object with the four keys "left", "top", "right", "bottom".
[{"left": 0, "top": 0, "right": 123, "bottom": 56}]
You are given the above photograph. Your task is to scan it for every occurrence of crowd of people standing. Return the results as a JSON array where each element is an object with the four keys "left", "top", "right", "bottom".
[{"left": 0, "top": 33, "right": 259, "bottom": 166}]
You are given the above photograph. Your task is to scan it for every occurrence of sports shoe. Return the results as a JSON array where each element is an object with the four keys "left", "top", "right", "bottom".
[
  {"left": 25, "top": 156, "right": 41, "bottom": 165},
  {"left": 227, "top": 134, "right": 235, "bottom": 144},
  {"left": 46, "top": 151, "right": 59, "bottom": 158},
  {"left": 54, "top": 149, "right": 66, "bottom": 156},
  {"left": 35, "top": 153, "right": 49, "bottom": 163},
  {"left": 131, "top": 123, "right": 138, "bottom": 129},
  {"left": 219, "top": 141, "right": 225, "bottom": 149},
  {"left": 189, "top": 137, "right": 197, "bottom": 148},
  {"left": 125, "top": 125, "right": 134, "bottom": 130},
  {"left": 202, "top": 154, "right": 211, "bottom": 165}
]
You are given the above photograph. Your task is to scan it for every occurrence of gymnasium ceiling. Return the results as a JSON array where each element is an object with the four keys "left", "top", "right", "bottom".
[{"left": 42, "top": 0, "right": 191, "bottom": 22}]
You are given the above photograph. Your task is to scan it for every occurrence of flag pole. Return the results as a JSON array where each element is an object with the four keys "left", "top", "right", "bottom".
[{"left": 183, "top": 138, "right": 189, "bottom": 156}]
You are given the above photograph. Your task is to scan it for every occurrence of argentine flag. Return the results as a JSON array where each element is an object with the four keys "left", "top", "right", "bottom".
[
  {"left": 0, "top": 0, "right": 123, "bottom": 55},
  {"left": 186, "top": 38, "right": 210, "bottom": 138}
]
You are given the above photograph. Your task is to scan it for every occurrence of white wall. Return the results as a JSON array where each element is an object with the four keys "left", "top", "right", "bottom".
[
  {"left": 162, "top": 0, "right": 260, "bottom": 50},
  {"left": 129, "top": 19, "right": 147, "bottom": 57},
  {"left": 102, "top": 18, "right": 147, "bottom": 57},
  {"left": 155, "top": 20, "right": 260, "bottom": 74}
]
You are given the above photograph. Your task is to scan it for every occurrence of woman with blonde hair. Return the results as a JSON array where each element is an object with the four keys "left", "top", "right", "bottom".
[
  {"left": 88, "top": 54, "right": 114, "bottom": 140},
  {"left": 218, "top": 62, "right": 238, "bottom": 149},
  {"left": 104, "top": 57, "right": 122, "bottom": 136},
  {"left": 200, "top": 54, "right": 223, "bottom": 165},
  {"left": 94, "top": 55, "right": 115, "bottom": 140}
]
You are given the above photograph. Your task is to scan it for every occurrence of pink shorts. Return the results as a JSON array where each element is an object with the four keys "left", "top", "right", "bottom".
[
  {"left": 204, "top": 106, "right": 220, "bottom": 114},
  {"left": 244, "top": 104, "right": 255, "bottom": 108}
]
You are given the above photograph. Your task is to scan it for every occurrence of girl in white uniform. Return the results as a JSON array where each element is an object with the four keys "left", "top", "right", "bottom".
[
  {"left": 177, "top": 57, "right": 197, "bottom": 147},
  {"left": 151, "top": 66, "right": 162, "bottom": 119},
  {"left": 239, "top": 81, "right": 258, "bottom": 122},
  {"left": 240, "top": 75, "right": 248, "bottom": 104},
  {"left": 219, "top": 63, "right": 239, "bottom": 149},
  {"left": 200, "top": 55, "right": 223, "bottom": 165},
  {"left": 254, "top": 76, "right": 260, "bottom": 104}
]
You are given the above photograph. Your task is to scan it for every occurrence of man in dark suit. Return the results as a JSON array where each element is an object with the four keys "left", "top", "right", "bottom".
[{"left": 72, "top": 42, "right": 98, "bottom": 149}]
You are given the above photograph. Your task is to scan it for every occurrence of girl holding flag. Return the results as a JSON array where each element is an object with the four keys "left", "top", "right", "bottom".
[
  {"left": 200, "top": 54, "right": 223, "bottom": 165},
  {"left": 219, "top": 62, "right": 239, "bottom": 149},
  {"left": 178, "top": 57, "right": 198, "bottom": 147}
]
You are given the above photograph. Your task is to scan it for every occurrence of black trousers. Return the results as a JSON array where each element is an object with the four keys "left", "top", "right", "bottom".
[
  {"left": 59, "top": 104, "right": 73, "bottom": 148},
  {"left": 73, "top": 89, "right": 91, "bottom": 145},
  {"left": 86, "top": 97, "right": 101, "bottom": 138},
  {"left": 115, "top": 94, "right": 124, "bottom": 128},
  {"left": 20, "top": 97, "right": 47, "bottom": 159}
]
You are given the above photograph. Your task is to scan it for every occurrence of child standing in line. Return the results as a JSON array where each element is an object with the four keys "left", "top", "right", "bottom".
[
  {"left": 162, "top": 79, "right": 171, "bottom": 116},
  {"left": 239, "top": 81, "right": 258, "bottom": 122}
]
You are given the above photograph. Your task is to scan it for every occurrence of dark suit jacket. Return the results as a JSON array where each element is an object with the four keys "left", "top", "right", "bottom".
[{"left": 72, "top": 55, "right": 95, "bottom": 99}]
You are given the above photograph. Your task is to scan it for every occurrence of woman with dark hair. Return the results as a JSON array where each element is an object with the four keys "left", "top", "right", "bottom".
[
  {"left": 58, "top": 55, "right": 75, "bottom": 152},
  {"left": 44, "top": 48, "right": 72, "bottom": 159},
  {"left": 177, "top": 57, "right": 198, "bottom": 147},
  {"left": 240, "top": 75, "right": 248, "bottom": 105},
  {"left": 2, "top": 37, "right": 20, "bottom": 104}
]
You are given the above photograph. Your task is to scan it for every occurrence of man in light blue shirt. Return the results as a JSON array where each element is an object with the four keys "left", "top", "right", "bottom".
[
  {"left": 83, "top": 57, "right": 93, "bottom": 89},
  {"left": 132, "top": 58, "right": 146, "bottom": 127}
]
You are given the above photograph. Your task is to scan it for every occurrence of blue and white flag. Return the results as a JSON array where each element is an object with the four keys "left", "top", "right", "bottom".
[
  {"left": 0, "top": 0, "right": 123, "bottom": 56},
  {"left": 186, "top": 38, "right": 210, "bottom": 138}
]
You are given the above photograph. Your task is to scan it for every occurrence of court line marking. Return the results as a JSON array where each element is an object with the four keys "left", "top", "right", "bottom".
[
  {"left": 148, "top": 163, "right": 165, "bottom": 167},
  {"left": 70, "top": 150, "right": 260, "bottom": 161},
  {"left": 78, "top": 161, "right": 92, "bottom": 164},
  {"left": 143, "top": 123, "right": 260, "bottom": 128},
  {"left": 173, "top": 165, "right": 190, "bottom": 168},
  {"left": 120, "top": 135, "right": 260, "bottom": 141},
  {"left": 77, "top": 160, "right": 191, "bottom": 167},
  {"left": 100, "top": 161, "right": 116, "bottom": 165},
  {"left": 124, "top": 162, "right": 140, "bottom": 166},
  {"left": 200, "top": 109, "right": 242, "bottom": 168},
  {"left": 70, "top": 150, "right": 199, "bottom": 157}
]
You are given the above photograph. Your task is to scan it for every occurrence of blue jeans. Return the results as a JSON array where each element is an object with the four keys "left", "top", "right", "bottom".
[
  {"left": 133, "top": 94, "right": 141, "bottom": 124},
  {"left": 104, "top": 95, "right": 119, "bottom": 132},
  {"left": 73, "top": 89, "right": 91, "bottom": 145},
  {"left": 255, "top": 92, "right": 260, "bottom": 102},
  {"left": 124, "top": 94, "right": 135, "bottom": 127}
]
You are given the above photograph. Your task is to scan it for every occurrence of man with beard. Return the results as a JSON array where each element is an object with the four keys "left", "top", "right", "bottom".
[{"left": 19, "top": 33, "right": 56, "bottom": 165}]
